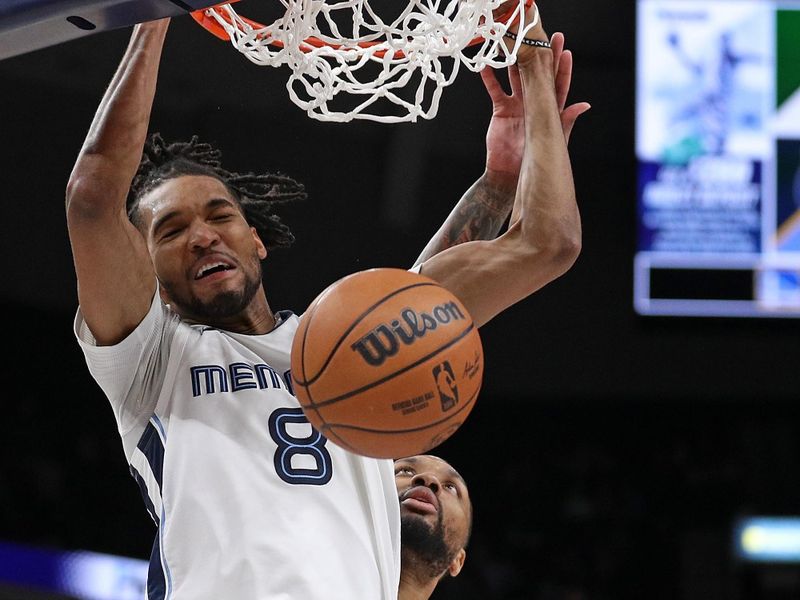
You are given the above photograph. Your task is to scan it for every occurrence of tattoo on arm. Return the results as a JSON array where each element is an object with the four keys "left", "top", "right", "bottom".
[
  {"left": 446, "top": 183, "right": 512, "bottom": 243},
  {"left": 414, "top": 179, "right": 514, "bottom": 266}
]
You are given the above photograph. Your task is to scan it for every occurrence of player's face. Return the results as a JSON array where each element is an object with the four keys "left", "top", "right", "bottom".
[
  {"left": 395, "top": 455, "right": 472, "bottom": 578},
  {"left": 138, "top": 175, "right": 267, "bottom": 322}
]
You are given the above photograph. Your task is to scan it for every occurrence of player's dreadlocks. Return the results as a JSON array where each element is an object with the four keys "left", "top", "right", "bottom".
[{"left": 127, "top": 133, "right": 306, "bottom": 249}]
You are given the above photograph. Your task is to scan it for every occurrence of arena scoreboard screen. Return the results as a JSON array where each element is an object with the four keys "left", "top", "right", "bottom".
[{"left": 635, "top": 0, "right": 800, "bottom": 317}]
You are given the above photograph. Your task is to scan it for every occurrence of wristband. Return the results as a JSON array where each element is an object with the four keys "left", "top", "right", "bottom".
[{"left": 503, "top": 31, "right": 551, "bottom": 48}]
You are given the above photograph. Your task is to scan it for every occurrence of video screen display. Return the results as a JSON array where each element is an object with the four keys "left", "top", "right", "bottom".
[{"left": 634, "top": 0, "right": 800, "bottom": 317}]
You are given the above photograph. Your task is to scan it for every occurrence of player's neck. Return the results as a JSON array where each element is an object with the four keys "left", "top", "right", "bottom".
[
  {"left": 182, "top": 290, "right": 277, "bottom": 335},
  {"left": 398, "top": 566, "right": 439, "bottom": 600},
  {"left": 227, "top": 293, "right": 277, "bottom": 334},
  {"left": 230, "top": 309, "right": 277, "bottom": 335}
]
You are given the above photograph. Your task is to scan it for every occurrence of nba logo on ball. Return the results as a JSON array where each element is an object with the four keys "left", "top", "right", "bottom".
[
  {"left": 290, "top": 268, "right": 484, "bottom": 459},
  {"left": 432, "top": 362, "right": 458, "bottom": 411}
]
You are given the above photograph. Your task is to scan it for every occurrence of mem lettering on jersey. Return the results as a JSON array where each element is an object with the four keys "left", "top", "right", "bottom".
[{"left": 190, "top": 362, "right": 293, "bottom": 396}]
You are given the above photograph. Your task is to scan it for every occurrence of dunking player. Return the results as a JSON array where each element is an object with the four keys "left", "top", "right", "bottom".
[
  {"left": 395, "top": 455, "right": 473, "bottom": 600},
  {"left": 65, "top": 4, "right": 584, "bottom": 599}
]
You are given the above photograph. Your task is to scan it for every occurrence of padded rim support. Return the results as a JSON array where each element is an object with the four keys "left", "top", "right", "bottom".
[{"left": 0, "top": 0, "right": 218, "bottom": 61}]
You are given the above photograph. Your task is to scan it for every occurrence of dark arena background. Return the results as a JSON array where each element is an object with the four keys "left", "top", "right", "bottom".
[{"left": 1, "top": 1, "right": 800, "bottom": 599}]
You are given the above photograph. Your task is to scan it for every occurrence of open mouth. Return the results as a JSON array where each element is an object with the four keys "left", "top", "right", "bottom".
[{"left": 195, "top": 261, "right": 234, "bottom": 280}]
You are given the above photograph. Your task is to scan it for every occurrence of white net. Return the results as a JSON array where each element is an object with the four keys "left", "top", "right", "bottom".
[{"left": 197, "top": 0, "right": 539, "bottom": 123}]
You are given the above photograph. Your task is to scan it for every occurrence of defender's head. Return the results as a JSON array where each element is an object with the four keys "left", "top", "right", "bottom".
[{"left": 395, "top": 454, "right": 473, "bottom": 580}]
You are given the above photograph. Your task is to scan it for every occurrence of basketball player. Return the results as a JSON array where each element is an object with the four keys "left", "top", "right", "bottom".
[
  {"left": 65, "top": 4, "right": 581, "bottom": 598},
  {"left": 395, "top": 455, "right": 473, "bottom": 600}
]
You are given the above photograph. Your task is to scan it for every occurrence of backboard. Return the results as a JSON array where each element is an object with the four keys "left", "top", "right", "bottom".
[{"left": 0, "top": 0, "right": 218, "bottom": 61}]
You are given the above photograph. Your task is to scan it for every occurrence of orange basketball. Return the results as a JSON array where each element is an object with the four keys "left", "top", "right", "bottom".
[{"left": 291, "top": 267, "right": 483, "bottom": 459}]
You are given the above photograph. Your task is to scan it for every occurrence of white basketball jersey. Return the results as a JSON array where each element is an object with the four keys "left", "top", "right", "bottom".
[{"left": 74, "top": 292, "right": 401, "bottom": 600}]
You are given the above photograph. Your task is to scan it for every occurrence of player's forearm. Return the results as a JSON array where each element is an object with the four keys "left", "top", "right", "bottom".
[
  {"left": 413, "top": 173, "right": 515, "bottom": 266},
  {"left": 66, "top": 20, "right": 169, "bottom": 212},
  {"left": 514, "top": 49, "right": 581, "bottom": 268}
]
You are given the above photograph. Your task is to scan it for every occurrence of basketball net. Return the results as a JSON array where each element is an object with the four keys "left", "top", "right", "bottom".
[{"left": 192, "top": 0, "right": 538, "bottom": 123}]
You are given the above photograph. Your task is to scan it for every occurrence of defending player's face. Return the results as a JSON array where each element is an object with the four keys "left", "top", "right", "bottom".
[
  {"left": 394, "top": 455, "right": 472, "bottom": 578},
  {"left": 138, "top": 175, "right": 267, "bottom": 320}
]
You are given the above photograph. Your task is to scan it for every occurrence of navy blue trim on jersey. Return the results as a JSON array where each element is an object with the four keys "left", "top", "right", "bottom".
[
  {"left": 147, "top": 534, "right": 168, "bottom": 600},
  {"left": 129, "top": 419, "right": 172, "bottom": 599},
  {"left": 128, "top": 420, "right": 166, "bottom": 526},
  {"left": 137, "top": 420, "right": 165, "bottom": 488},
  {"left": 129, "top": 465, "right": 159, "bottom": 526}
]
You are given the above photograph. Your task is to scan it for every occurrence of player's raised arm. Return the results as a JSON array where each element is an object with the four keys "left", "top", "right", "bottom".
[
  {"left": 413, "top": 30, "right": 589, "bottom": 267},
  {"left": 65, "top": 19, "right": 169, "bottom": 346},
  {"left": 417, "top": 6, "right": 582, "bottom": 327},
  {"left": 411, "top": 65, "right": 522, "bottom": 267}
]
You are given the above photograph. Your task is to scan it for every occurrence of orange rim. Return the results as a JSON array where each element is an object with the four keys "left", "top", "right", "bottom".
[{"left": 190, "top": 0, "right": 532, "bottom": 58}]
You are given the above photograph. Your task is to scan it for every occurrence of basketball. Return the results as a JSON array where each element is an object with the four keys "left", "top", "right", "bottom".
[{"left": 290, "top": 268, "right": 484, "bottom": 459}]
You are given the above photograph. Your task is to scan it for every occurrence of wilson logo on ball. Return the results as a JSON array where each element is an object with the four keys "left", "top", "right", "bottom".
[{"left": 350, "top": 302, "right": 466, "bottom": 367}]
